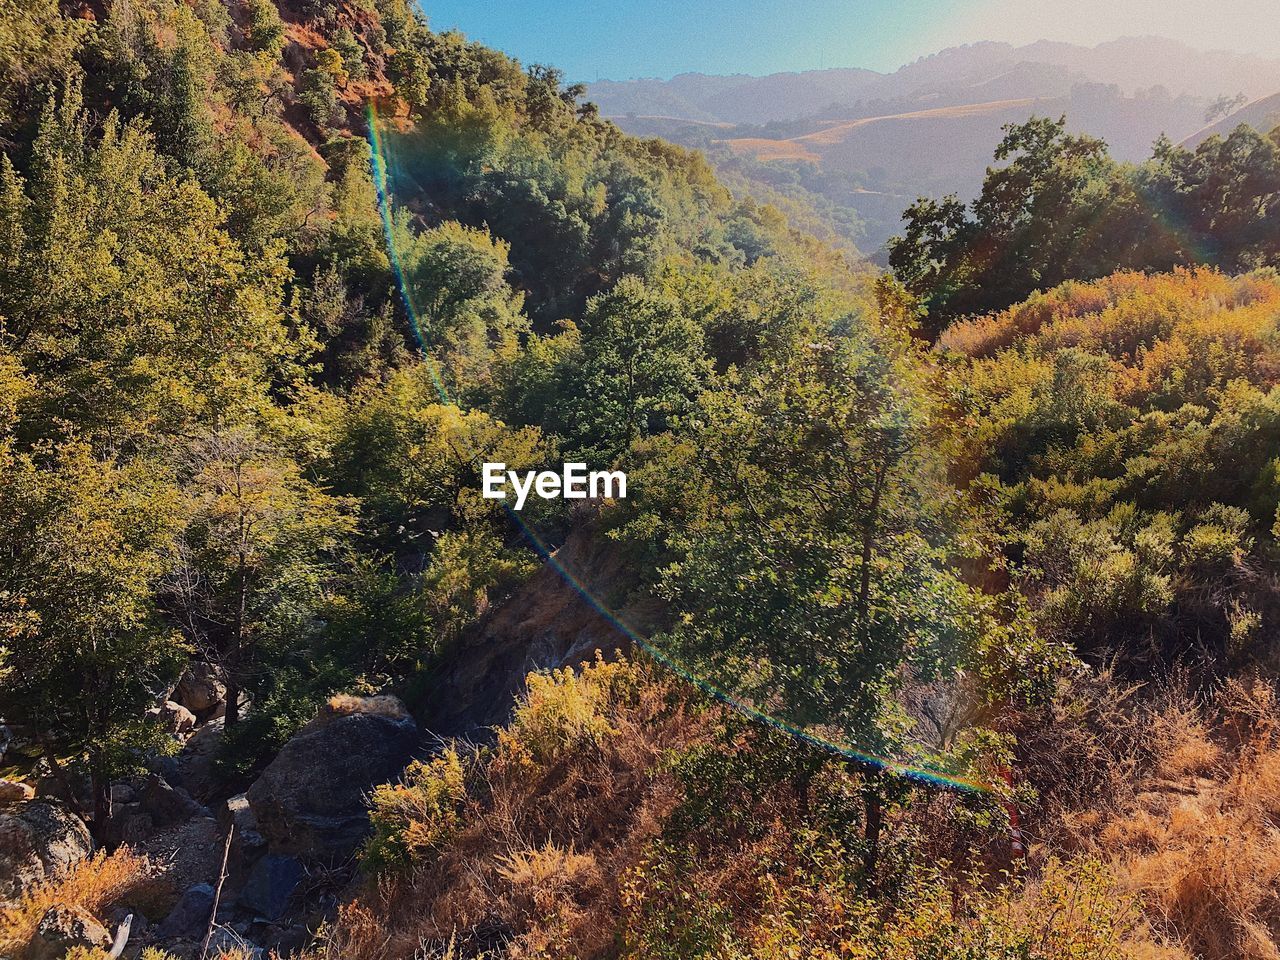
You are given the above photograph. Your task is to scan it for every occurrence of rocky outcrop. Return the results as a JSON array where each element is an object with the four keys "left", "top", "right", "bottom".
[
  {"left": 29, "top": 905, "right": 110, "bottom": 959},
  {"left": 174, "top": 662, "right": 227, "bottom": 721},
  {"left": 245, "top": 695, "right": 418, "bottom": 862},
  {"left": 0, "top": 800, "right": 93, "bottom": 902}
]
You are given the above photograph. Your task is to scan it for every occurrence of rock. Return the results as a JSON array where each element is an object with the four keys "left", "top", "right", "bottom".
[
  {"left": 222, "top": 793, "right": 267, "bottom": 876},
  {"left": 0, "top": 779, "right": 34, "bottom": 804},
  {"left": 0, "top": 724, "right": 11, "bottom": 762},
  {"left": 176, "top": 717, "right": 224, "bottom": 803},
  {"left": 119, "top": 810, "right": 154, "bottom": 845},
  {"left": 141, "top": 774, "right": 209, "bottom": 827},
  {"left": 174, "top": 661, "right": 227, "bottom": 718},
  {"left": 239, "top": 853, "right": 305, "bottom": 920},
  {"left": 156, "top": 882, "right": 215, "bottom": 939},
  {"left": 29, "top": 905, "right": 109, "bottom": 959},
  {"left": 0, "top": 800, "right": 93, "bottom": 902},
  {"left": 246, "top": 695, "right": 417, "bottom": 861},
  {"left": 149, "top": 700, "right": 197, "bottom": 735},
  {"left": 110, "top": 782, "right": 137, "bottom": 804}
]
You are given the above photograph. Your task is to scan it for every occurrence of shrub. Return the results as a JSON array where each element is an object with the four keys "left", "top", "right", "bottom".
[
  {"left": 497, "top": 653, "right": 636, "bottom": 765},
  {"left": 0, "top": 849, "right": 153, "bottom": 957},
  {"left": 365, "top": 748, "right": 466, "bottom": 870}
]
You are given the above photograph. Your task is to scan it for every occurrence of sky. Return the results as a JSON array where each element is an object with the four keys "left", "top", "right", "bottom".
[{"left": 416, "top": 0, "right": 1280, "bottom": 81}]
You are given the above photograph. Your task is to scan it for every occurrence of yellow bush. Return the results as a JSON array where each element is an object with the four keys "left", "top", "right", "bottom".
[
  {"left": 365, "top": 748, "right": 466, "bottom": 870},
  {"left": 498, "top": 652, "right": 637, "bottom": 765}
]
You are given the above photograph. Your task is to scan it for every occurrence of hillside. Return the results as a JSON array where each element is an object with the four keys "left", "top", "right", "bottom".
[
  {"left": 3, "top": 1, "right": 1280, "bottom": 959},
  {"left": 593, "top": 37, "right": 1280, "bottom": 253},
  {"left": 1183, "top": 90, "right": 1280, "bottom": 147}
]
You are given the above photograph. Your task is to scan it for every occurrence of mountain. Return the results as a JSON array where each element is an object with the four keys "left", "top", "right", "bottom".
[
  {"left": 589, "top": 37, "right": 1280, "bottom": 254},
  {"left": 1182, "top": 91, "right": 1280, "bottom": 148}
]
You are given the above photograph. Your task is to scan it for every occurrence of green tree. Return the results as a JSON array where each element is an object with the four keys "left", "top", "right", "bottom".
[
  {"left": 557, "top": 276, "right": 706, "bottom": 461},
  {"left": 167, "top": 425, "right": 356, "bottom": 727},
  {"left": 0, "top": 443, "right": 185, "bottom": 835}
]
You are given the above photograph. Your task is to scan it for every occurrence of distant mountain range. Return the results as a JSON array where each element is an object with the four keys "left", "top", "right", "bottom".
[{"left": 587, "top": 37, "right": 1280, "bottom": 255}]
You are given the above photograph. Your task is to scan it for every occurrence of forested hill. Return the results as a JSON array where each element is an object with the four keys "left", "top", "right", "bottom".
[
  {"left": 0, "top": 0, "right": 869, "bottom": 791},
  {"left": 5, "top": 0, "right": 1280, "bottom": 958}
]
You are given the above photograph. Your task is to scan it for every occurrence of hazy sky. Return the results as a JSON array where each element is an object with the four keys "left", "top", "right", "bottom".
[{"left": 417, "top": 0, "right": 1280, "bottom": 80}]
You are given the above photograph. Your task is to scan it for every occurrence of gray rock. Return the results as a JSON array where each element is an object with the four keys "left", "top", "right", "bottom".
[
  {"left": 176, "top": 717, "right": 224, "bottom": 802},
  {"left": 110, "top": 781, "right": 137, "bottom": 804},
  {"left": 141, "top": 774, "right": 209, "bottom": 827},
  {"left": 246, "top": 696, "right": 417, "bottom": 861},
  {"left": 0, "top": 779, "right": 34, "bottom": 804},
  {"left": 222, "top": 793, "right": 267, "bottom": 876},
  {"left": 157, "top": 882, "right": 215, "bottom": 939},
  {"left": 0, "top": 800, "right": 93, "bottom": 902},
  {"left": 175, "top": 661, "right": 227, "bottom": 718},
  {"left": 30, "top": 905, "right": 109, "bottom": 959},
  {"left": 239, "top": 853, "right": 305, "bottom": 920}
]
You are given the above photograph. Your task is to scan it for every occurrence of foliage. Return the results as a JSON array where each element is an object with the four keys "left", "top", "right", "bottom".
[
  {"left": 0, "top": 848, "right": 153, "bottom": 956},
  {"left": 890, "top": 116, "right": 1280, "bottom": 329},
  {"left": 365, "top": 748, "right": 466, "bottom": 870},
  {"left": 939, "top": 269, "right": 1280, "bottom": 663}
]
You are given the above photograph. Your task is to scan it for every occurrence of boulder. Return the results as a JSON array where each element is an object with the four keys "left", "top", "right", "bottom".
[
  {"left": 29, "top": 905, "right": 109, "bottom": 959},
  {"left": 0, "top": 779, "right": 34, "bottom": 804},
  {"left": 174, "top": 662, "right": 227, "bottom": 719},
  {"left": 175, "top": 717, "right": 225, "bottom": 802},
  {"left": 221, "top": 793, "right": 267, "bottom": 877},
  {"left": 140, "top": 774, "right": 209, "bottom": 827},
  {"left": 239, "top": 853, "right": 305, "bottom": 920},
  {"left": 156, "top": 882, "right": 215, "bottom": 939},
  {"left": 110, "top": 782, "right": 137, "bottom": 805},
  {"left": 149, "top": 700, "right": 197, "bottom": 735},
  {"left": 0, "top": 800, "right": 93, "bottom": 902},
  {"left": 246, "top": 695, "right": 418, "bottom": 861}
]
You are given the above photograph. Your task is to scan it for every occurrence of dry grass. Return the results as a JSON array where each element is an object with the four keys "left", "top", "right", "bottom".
[
  {"left": 1020, "top": 672, "right": 1280, "bottom": 960},
  {"left": 303, "top": 655, "right": 703, "bottom": 960},
  {"left": 0, "top": 847, "right": 154, "bottom": 957}
]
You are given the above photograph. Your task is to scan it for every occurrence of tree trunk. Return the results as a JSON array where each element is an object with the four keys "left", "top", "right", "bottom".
[
  {"left": 42, "top": 742, "right": 83, "bottom": 817},
  {"left": 861, "top": 767, "right": 884, "bottom": 881},
  {"left": 856, "top": 458, "right": 889, "bottom": 645}
]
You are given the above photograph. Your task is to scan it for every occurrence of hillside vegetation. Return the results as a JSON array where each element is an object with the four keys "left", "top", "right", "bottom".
[{"left": 1, "top": 0, "right": 1280, "bottom": 958}]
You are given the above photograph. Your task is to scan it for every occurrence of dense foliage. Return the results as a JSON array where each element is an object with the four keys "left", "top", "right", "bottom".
[
  {"left": 3, "top": 0, "right": 1280, "bottom": 957},
  {"left": 890, "top": 116, "right": 1280, "bottom": 329}
]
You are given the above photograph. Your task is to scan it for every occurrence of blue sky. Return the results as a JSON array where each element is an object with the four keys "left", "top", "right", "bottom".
[{"left": 416, "top": 0, "right": 1280, "bottom": 81}]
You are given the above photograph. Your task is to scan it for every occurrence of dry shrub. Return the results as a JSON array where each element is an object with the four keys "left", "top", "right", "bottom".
[
  {"left": 1036, "top": 673, "right": 1280, "bottom": 960},
  {"left": 302, "top": 654, "right": 702, "bottom": 960},
  {"left": 324, "top": 693, "right": 409, "bottom": 720},
  {"left": 497, "top": 841, "right": 600, "bottom": 916},
  {"left": 0, "top": 847, "right": 153, "bottom": 957}
]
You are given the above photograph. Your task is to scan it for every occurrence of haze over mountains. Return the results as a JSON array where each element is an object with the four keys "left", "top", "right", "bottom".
[{"left": 587, "top": 37, "right": 1280, "bottom": 253}]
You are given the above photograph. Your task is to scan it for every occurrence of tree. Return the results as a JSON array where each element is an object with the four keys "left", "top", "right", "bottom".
[
  {"left": 556, "top": 276, "right": 707, "bottom": 462},
  {"left": 630, "top": 329, "right": 1011, "bottom": 871},
  {"left": 0, "top": 442, "right": 185, "bottom": 835},
  {"left": 167, "top": 425, "right": 356, "bottom": 727}
]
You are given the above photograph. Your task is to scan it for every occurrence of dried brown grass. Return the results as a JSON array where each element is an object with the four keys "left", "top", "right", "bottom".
[
  {"left": 0, "top": 847, "right": 154, "bottom": 957},
  {"left": 303, "top": 656, "right": 705, "bottom": 960}
]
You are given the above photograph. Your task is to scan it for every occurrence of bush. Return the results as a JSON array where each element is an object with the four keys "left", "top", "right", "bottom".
[
  {"left": 365, "top": 748, "right": 466, "bottom": 870},
  {"left": 497, "top": 653, "right": 637, "bottom": 765},
  {"left": 0, "top": 849, "right": 153, "bottom": 957}
]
